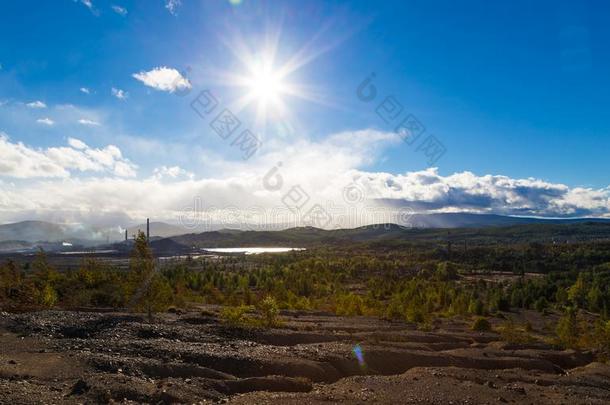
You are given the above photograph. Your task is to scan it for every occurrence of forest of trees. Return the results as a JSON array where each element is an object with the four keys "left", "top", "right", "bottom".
[{"left": 1, "top": 233, "right": 610, "bottom": 351}]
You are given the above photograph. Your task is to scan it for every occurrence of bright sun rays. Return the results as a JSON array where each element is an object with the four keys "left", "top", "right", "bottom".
[
  {"left": 226, "top": 45, "right": 305, "bottom": 130},
  {"left": 245, "top": 60, "right": 286, "bottom": 106},
  {"left": 238, "top": 53, "right": 293, "bottom": 124},
  {"left": 209, "top": 23, "right": 346, "bottom": 133}
]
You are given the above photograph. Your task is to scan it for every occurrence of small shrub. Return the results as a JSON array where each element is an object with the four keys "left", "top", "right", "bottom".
[
  {"left": 220, "top": 305, "right": 252, "bottom": 326},
  {"left": 406, "top": 306, "right": 425, "bottom": 324},
  {"left": 418, "top": 321, "right": 433, "bottom": 332},
  {"left": 200, "top": 309, "right": 216, "bottom": 317},
  {"left": 435, "top": 262, "right": 459, "bottom": 281},
  {"left": 498, "top": 319, "right": 536, "bottom": 344},
  {"left": 471, "top": 317, "right": 492, "bottom": 332},
  {"left": 335, "top": 293, "right": 366, "bottom": 316},
  {"left": 468, "top": 299, "right": 485, "bottom": 316},
  {"left": 384, "top": 297, "right": 403, "bottom": 320}
]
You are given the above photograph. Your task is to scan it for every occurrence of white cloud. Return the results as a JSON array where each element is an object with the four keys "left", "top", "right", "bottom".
[
  {"left": 78, "top": 118, "right": 101, "bottom": 126},
  {"left": 0, "top": 129, "right": 399, "bottom": 225},
  {"left": 153, "top": 165, "right": 194, "bottom": 180},
  {"left": 80, "top": 87, "right": 90, "bottom": 94},
  {"left": 67, "top": 137, "right": 87, "bottom": 150},
  {"left": 0, "top": 133, "right": 68, "bottom": 178},
  {"left": 36, "top": 118, "right": 55, "bottom": 126},
  {"left": 351, "top": 168, "right": 610, "bottom": 218},
  {"left": 26, "top": 100, "right": 47, "bottom": 109},
  {"left": 0, "top": 128, "right": 608, "bottom": 228},
  {"left": 74, "top": 0, "right": 100, "bottom": 16},
  {"left": 132, "top": 67, "right": 191, "bottom": 93},
  {"left": 113, "top": 161, "right": 137, "bottom": 177},
  {"left": 111, "top": 87, "right": 128, "bottom": 99},
  {"left": 1, "top": 164, "right": 607, "bottom": 230},
  {"left": 165, "top": 0, "right": 181, "bottom": 15},
  {"left": 75, "top": 0, "right": 99, "bottom": 15},
  {"left": 111, "top": 5, "right": 127, "bottom": 16},
  {"left": 0, "top": 133, "right": 136, "bottom": 179}
]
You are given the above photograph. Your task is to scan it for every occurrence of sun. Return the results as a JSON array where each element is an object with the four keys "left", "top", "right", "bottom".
[
  {"left": 245, "top": 61, "right": 286, "bottom": 107},
  {"left": 215, "top": 28, "right": 342, "bottom": 130},
  {"left": 227, "top": 52, "right": 299, "bottom": 127}
]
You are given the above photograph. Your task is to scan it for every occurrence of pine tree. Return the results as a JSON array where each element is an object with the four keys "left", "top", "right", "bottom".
[{"left": 128, "top": 231, "right": 172, "bottom": 321}]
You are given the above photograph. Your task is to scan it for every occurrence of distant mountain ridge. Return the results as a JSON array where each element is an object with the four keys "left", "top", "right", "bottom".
[
  {"left": 0, "top": 220, "right": 104, "bottom": 243},
  {"left": 406, "top": 213, "right": 610, "bottom": 228},
  {"left": 0, "top": 220, "right": 112, "bottom": 252},
  {"left": 1, "top": 214, "right": 610, "bottom": 251},
  {"left": 0, "top": 220, "right": 65, "bottom": 243},
  {"left": 126, "top": 222, "right": 190, "bottom": 239},
  {"left": 153, "top": 215, "right": 610, "bottom": 252},
  {"left": 0, "top": 220, "right": 192, "bottom": 245}
]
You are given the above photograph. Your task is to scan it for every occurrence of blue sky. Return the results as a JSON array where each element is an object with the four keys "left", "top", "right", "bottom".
[{"left": 0, "top": 0, "right": 609, "bottom": 228}]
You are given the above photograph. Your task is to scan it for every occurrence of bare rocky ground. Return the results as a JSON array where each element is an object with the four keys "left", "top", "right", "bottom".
[{"left": 0, "top": 308, "right": 609, "bottom": 404}]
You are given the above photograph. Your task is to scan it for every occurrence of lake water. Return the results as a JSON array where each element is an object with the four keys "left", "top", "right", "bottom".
[
  {"left": 202, "top": 247, "right": 305, "bottom": 255},
  {"left": 60, "top": 250, "right": 118, "bottom": 255}
]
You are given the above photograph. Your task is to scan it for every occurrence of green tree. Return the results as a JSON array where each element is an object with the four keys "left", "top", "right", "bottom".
[
  {"left": 259, "top": 296, "right": 280, "bottom": 327},
  {"left": 568, "top": 273, "right": 587, "bottom": 308},
  {"left": 129, "top": 231, "right": 173, "bottom": 320},
  {"left": 0, "top": 260, "right": 21, "bottom": 301},
  {"left": 32, "top": 250, "right": 59, "bottom": 308},
  {"left": 39, "top": 284, "right": 58, "bottom": 308},
  {"left": 587, "top": 281, "right": 604, "bottom": 313},
  {"left": 556, "top": 307, "right": 579, "bottom": 349}
]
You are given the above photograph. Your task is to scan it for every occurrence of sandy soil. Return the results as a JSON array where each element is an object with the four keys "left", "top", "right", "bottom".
[{"left": 0, "top": 308, "right": 608, "bottom": 404}]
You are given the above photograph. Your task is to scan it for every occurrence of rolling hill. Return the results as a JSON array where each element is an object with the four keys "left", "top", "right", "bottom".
[
  {"left": 152, "top": 216, "right": 610, "bottom": 252},
  {"left": 126, "top": 222, "right": 191, "bottom": 238}
]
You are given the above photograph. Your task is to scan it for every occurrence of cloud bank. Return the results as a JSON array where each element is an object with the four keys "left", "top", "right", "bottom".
[
  {"left": 352, "top": 168, "right": 610, "bottom": 218},
  {"left": 0, "top": 129, "right": 608, "bottom": 228}
]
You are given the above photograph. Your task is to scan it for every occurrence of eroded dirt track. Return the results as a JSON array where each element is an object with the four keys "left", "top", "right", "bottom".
[{"left": 0, "top": 309, "right": 609, "bottom": 404}]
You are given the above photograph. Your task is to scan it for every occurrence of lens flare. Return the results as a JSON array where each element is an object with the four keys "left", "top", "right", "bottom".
[{"left": 352, "top": 344, "right": 366, "bottom": 368}]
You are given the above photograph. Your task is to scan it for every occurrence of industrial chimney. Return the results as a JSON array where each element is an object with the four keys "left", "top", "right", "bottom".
[
  {"left": 146, "top": 218, "right": 150, "bottom": 242},
  {"left": 125, "top": 229, "right": 128, "bottom": 242}
]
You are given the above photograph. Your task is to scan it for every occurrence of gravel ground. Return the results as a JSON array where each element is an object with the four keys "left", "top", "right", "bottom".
[{"left": 0, "top": 308, "right": 608, "bottom": 404}]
